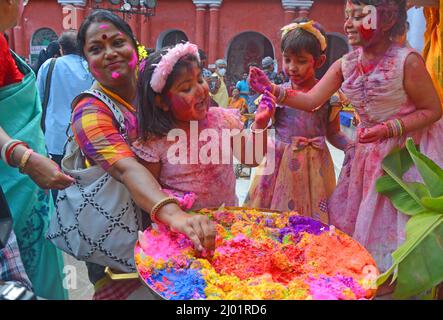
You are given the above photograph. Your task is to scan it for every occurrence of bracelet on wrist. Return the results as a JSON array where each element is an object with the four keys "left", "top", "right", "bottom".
[
  {"left": 1, "top": 139, "right": 29, "bottom": 167},
  {"left": 250, "top": 118, "right": 273, "bottom": 134},
  {"left": 18, "top": 149, "right": 33, "bottom": 174},
  {"left": 150, "top": 197, "right": 181, "bottom": 224},
  {"left": 7, "top": 142, "right": 29, "bottom": 167}
]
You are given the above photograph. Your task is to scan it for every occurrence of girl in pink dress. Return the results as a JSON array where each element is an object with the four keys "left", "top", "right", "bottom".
[
  {"left": 132, "top": 43, "right": 275, "bottom": 211},
  {"left": 245, "top": 19, "right": 353, "bottom": 224},
  {"left": 249, "top": 0, "right": 443, "bottom": 277}
]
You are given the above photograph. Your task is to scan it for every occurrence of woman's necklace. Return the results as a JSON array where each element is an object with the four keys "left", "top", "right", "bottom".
[{"left": 98, "top": 83, "right": 136, "bottom": 113}]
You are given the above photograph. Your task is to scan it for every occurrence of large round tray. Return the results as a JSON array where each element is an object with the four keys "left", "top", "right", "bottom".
[{"left": 134, "top": 207, "right": 379, "bottom": 300}]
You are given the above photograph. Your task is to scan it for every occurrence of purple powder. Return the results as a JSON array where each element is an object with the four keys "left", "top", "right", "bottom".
[{"left": 278, "top": 216, "right": 329, "bottom": 242}]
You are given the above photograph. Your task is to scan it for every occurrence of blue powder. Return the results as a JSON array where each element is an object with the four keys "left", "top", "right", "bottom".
[{"left": 147, "top": 267, "right": 206, "bottom": 300}]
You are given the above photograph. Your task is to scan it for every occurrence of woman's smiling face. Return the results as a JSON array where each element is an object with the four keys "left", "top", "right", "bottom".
[{"left": 83, "top": 21, "right": 137, "bottom": 87}]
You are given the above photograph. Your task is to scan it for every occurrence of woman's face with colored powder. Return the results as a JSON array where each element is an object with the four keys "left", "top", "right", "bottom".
[
  {"left": 344, "top": 1, "right": 378, "bottom": 47},
  {"left": 282, "top": 49, "right": 316, "bottom": 87},
  {"left": 166, "top": 60, "right": 210, "bottom": 123},
  {"left": 83, "top": 21, "right": 137, "bottom": 87}
]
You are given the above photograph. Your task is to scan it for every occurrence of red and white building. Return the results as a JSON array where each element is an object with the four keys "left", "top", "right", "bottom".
[{"left": 7, "top": 0, "right": 349, "bottom": 80}]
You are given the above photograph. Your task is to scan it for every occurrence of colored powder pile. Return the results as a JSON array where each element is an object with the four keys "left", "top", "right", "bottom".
[
  {"left": 135, "top": 209, "right": 378, "bottom": 300},
  {"left": 147, "top": 267, "right": 206, "bottom": 300},
  {"left": 279, "top": 216, "right": 329, "bottom": 243}
]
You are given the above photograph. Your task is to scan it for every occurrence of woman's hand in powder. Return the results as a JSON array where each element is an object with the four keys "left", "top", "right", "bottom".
[{"left": 169, "top": 212, "right": 216, "bottom": 253}]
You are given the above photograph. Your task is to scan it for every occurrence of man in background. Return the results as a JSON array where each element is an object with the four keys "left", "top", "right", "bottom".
[{"left": 36, "top": 30, "right": 94, "bottom": 200}]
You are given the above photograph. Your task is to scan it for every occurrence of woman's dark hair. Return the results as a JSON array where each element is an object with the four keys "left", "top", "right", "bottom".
[
  {"left": 281, "top": 17, "right": 327, "bottom": 60},
  {"left": 349, "top": 0, "right": 407, "bottom": 38},
  {"left": 77, "top": 9, "right": 138, "bottom": 59},
  {"left": 137, "top": 48, "right": 201, "bottom": 139}
]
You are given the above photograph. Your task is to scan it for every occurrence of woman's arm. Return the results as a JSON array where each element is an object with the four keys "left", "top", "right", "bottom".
[
  {"left": 108, "top": 158, "right": 214, "bottom": 252},
  {"left": 72, "top": 100, "right": 216, "bottom": 252}
]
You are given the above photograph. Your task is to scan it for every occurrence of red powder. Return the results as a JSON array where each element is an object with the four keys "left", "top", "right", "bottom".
[
  {"left": 359, "top": 25, "right": 375, "bottom": 42},
  {"left": 213, "top": 239, "right": 274, "bottom": 280},
  {"left": 270, "top": 245, "right": 305, "bottom": 284},
  {"left": 212, "top": 238, "right": 305, "bottom": 285},
  {"left": 302, "top": 232, "right": 378, "bottom": 278}
]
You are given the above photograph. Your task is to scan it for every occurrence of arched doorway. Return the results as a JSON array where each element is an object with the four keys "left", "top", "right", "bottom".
[
  {"left": 30, "top": 28, "right": 58, "bottom": 66},
  {"left": 316, "top": 32, "right": 351, "bottom": 79},
  {"left": 226, "top": 32, "right": 274, "bottom": 87},
  {"left": 156, "top": 30, "right": 188, "bottom": 49}
]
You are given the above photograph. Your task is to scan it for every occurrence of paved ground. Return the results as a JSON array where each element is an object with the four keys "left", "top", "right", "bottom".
[{"left": 64, "top": 127, "right": 351, "bottom": 300}]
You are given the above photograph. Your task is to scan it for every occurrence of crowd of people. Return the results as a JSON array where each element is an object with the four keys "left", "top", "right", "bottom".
[{"left": 1, "top": 0, "right": 442, "bottom": 300}]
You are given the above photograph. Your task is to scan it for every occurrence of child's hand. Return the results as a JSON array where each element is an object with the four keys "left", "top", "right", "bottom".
[
  {"left": 249, "top": 67, "right": 273, "bottom": 95},
  {"left": 254, "top": 90, "right": 276, "bottom": 128},
  {"left": 358, "top": 124, "right": 388, "bottom": 144},
  {"left": 169, "top": 213, "right": 216, "bottom": 253}
]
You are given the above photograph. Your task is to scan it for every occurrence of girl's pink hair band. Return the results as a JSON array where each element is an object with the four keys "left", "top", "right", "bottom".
[{"left": 150, "top": 42, "right": 200, "bottom": 93}]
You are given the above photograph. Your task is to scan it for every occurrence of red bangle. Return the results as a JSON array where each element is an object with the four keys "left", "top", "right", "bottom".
[{"left": 5, "top": 141, "right": 28, "bottom": 167}]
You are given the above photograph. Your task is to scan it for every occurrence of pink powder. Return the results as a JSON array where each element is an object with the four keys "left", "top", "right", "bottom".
[
  {"left": 138, "top": 227, "right": 193, "bottom": 261},
  {"left": 112, "top": 72, "right": 120, "bottom": 79},
  {"left": 128, "top": 50, "right": 138, "bottom": 70},
  {"left": 99, "top": 24, "right": 109, "bottom": 29},
  {"left": 91, "top": 64, "right": 100, "bottom": 77}
]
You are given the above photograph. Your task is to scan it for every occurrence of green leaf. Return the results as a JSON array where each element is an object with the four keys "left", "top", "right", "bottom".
[
  {"left": 378, "top": 145, "right": 428, "bottom": 213},
  {"left": 377, "top": 213, "right": 442, "bottom": 287},
  {"left": 393, "top": 222, "right": 443, "bottom": 299},
  {"left": 421, "top": 195, "right": 443, "bottom": 212},
  {"left": 406, "top": 139, "right": 443, "bottom": 197},
  {"left": 382, "top": 144, "right": 414, "bottom": 178},
  {"left": 376, "top": 176, "right": 429, "bottom": 216}
]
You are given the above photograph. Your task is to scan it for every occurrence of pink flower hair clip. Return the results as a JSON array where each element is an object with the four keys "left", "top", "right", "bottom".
[{"left": 150, "top": 42, "right": 200, "bottom": 93}]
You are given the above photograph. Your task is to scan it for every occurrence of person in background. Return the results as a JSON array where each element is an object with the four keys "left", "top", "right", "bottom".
[
  {"left": 261, "top": 56, "right": 278, "bottom": 84},
  {"left": 198, "top": 49, "right": 212, "bottom": 81},
  {"left": 408, "top": 0, "right": 442, "bottom": 103},
  {"left": 236, "top": 72, "right": 250, "bottom": 101},
  {"left": 228, "top": 88, "right": 248, "bottom": 125},
  {"left": 32, "top": 40, "right": 61, "bottom": 75},
  {"left": 209, "top": 59, "right": 229, "bottom": 108},
  {"left": 36, "top": 30, "right": 94, "bottom": 201}
]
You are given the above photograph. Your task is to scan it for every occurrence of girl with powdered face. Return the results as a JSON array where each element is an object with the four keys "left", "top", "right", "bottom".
[{"left": 249, "top": 0, "right": 443, "bottom": 296}]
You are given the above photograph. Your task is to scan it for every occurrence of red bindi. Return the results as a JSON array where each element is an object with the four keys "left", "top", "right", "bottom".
[{"left": 102, "top": 34, "right": 108, "bottom": 40}]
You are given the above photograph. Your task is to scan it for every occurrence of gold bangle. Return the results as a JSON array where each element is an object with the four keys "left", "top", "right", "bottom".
[
  {"left": 150, "top": 197, "right": 180, "bottom": 224},
  {"left": 18, "top": 149, "right": 33, "bottom": 173}
]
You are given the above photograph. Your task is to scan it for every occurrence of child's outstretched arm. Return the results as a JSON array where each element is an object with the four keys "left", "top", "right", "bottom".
[
  {"left": 359, "top": 53, "right": 442, "bottom": 143},
  {"left": 232, "top": 91, "right": 276, "bottom": 167},
  {"left": 249, "top": 60, "right": 344, "bottom": 112}
]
